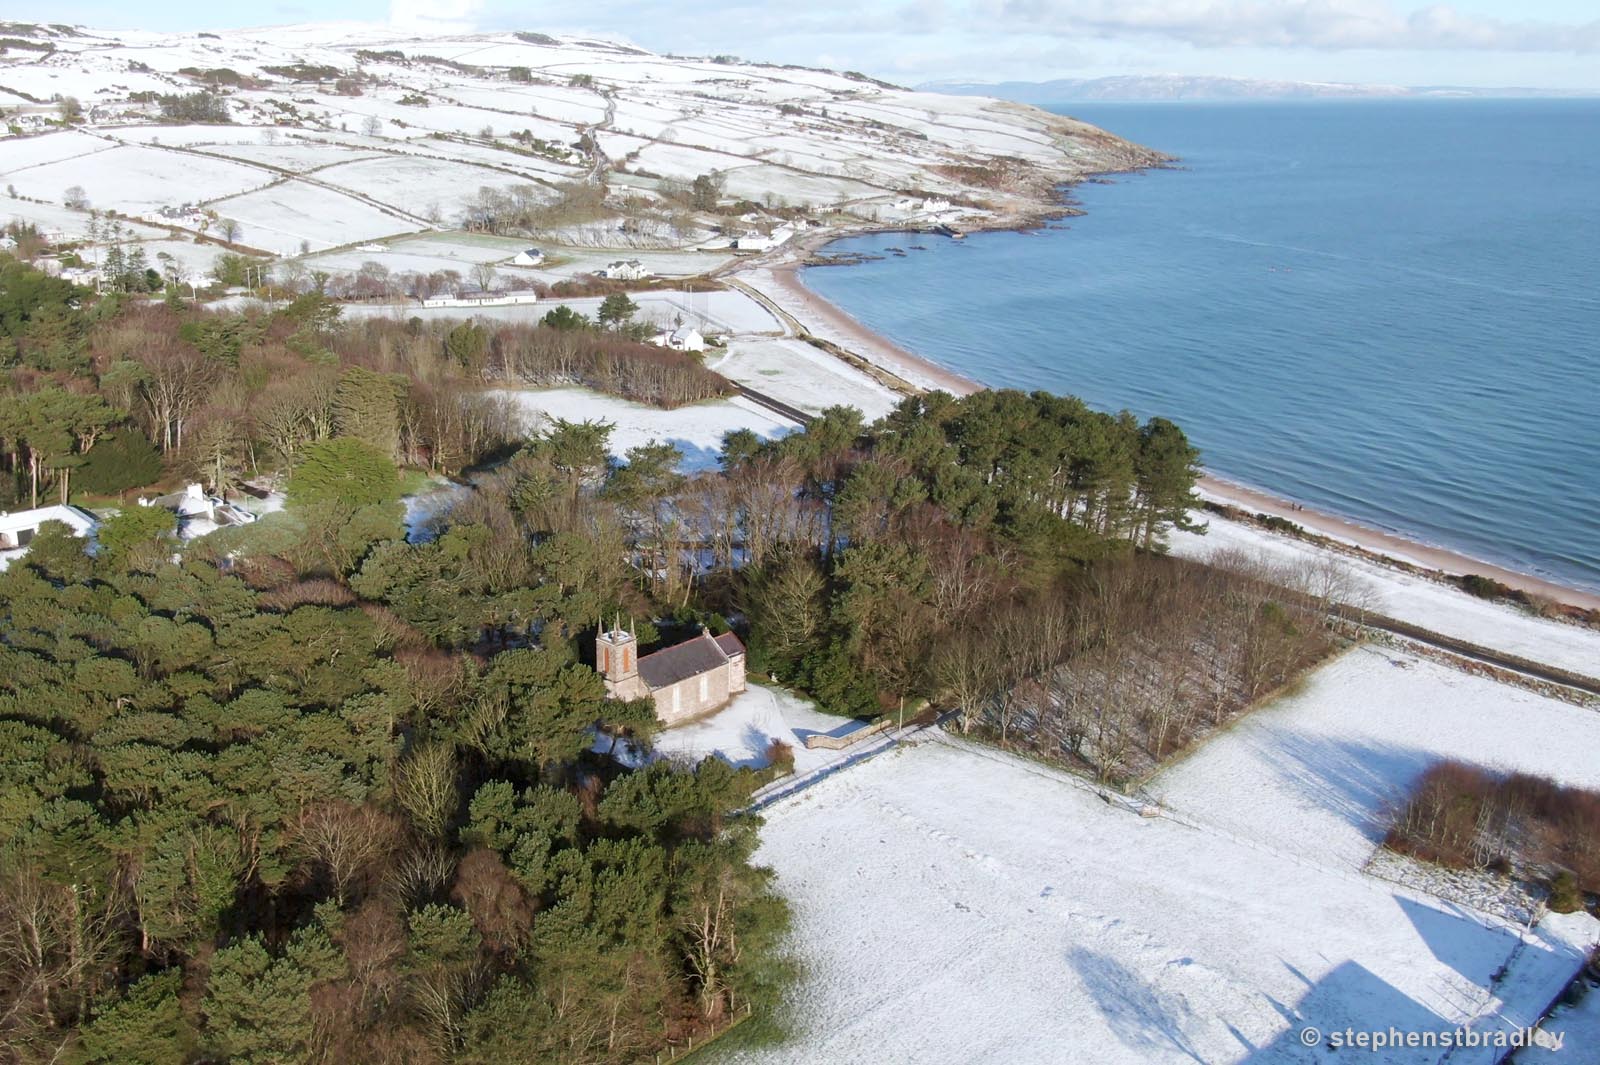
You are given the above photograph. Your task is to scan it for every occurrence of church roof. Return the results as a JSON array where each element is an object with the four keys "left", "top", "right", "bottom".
[{"left": 637, "top": 629, "right": 744, "bottom": 689}]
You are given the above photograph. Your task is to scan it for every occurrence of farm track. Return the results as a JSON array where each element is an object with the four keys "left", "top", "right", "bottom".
[{"left": 1343, "top": 605, "right": 1600, "bottom": 698}]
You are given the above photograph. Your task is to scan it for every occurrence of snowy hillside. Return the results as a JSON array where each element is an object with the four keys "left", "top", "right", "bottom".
[{"left": 0, "top": 21, "right": 1164, "bottom": 256}]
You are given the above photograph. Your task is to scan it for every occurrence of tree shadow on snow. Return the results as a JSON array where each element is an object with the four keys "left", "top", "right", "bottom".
[
  {"left": 1066, "top": 946, "right": 1210, "bottom": 1064},
  {"left": 661, "top": 437, "right": 730, "bottom": 473},
  {"left": 1252, "top": 730, "right": 1437, "bottom": 845},
  {"left": 737, "top": 722, "right": 777, "bottom": 768}
]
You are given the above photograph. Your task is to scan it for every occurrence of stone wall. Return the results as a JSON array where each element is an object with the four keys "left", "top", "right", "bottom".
[{"left": 654, "top": 663, "right": 734, "bottom": 726}]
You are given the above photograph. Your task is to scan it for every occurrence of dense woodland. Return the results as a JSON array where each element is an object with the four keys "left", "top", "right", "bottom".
[
  {"left": 944, "top": 551, "right": 1352, "bottom": 786},
  {"left": 0, "top": 246, "right": 1364, "bottom": 1060},
  {"left": 0, "top": 255, "right": 732, "bottom": 514}
]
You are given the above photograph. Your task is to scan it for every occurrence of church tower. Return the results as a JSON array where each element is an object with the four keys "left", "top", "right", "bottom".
[{"left": 596, "top": 617, "right": 642, "bottom": 699}]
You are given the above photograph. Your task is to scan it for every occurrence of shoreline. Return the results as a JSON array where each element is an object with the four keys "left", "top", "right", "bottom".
[
  {"left": 752, "top": 233, "right": 986, "bottom": 398},
  {"left": 1194, "top": 474, "right": 1600, "bottom": 613},
  {"left": 734, "top": 231, "right": 1600, "bottom": 616}
]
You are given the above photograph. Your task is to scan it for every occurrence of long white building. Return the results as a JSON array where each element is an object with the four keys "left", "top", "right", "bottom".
[{"left": 0, "top": 504, "right": 99, "bottom": 571}]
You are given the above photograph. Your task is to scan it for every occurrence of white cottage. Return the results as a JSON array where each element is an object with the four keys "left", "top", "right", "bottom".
[
  {"left": 651, "top": 325, "right": 706, "bottom": 353},
  {"left": 511, "top": 248, "right": 545, "bottom": 266}
]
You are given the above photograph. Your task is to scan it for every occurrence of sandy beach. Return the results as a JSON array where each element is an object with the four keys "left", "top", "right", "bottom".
[
  {"left": 732, "top": 237, "right": 1600, "bottom": 615},
  {"left": 735, "top": 236, "right": 984, "bottom": 398}
]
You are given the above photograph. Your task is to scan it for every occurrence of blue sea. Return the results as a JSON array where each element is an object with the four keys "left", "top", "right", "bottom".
[{"left": 802, "top": 100, "right": 1600, "bottom": 593}]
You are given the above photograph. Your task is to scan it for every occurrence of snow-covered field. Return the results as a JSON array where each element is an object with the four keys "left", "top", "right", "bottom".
[
  {"left": 200, "top": 140, "right": 388, "bottom": 173},
  {"left": 559, "top": 290, "right": 781, "bottom": 336},
  {"left": 1170, "top": 513, "right": 1600, "bottom": 679},
  {"left": 0, "top": 198, "right": 168, "bottom": 243},
  {"left": 206, "top": 181, "right": 419, "bottom": 254},
  {"left": 0, "top": 22, "right": 1152, "bottom": 258},
  {"left": 707, "top": 339, "right": 899, "bottom": 420},
  {"left": 1154, "top": 645, "right": 1600, "bottom": 875},
  {"left": 719, "top": 735, "right": 1597, "bottom": 1065},
  {"left": 4, "top": 143, "right": 270, "bottom": 215},
  {"left": 313, "top": 155, "right": 550, "bottom": 217},
  {"left": 497, "top": 387, "right": 798, "bottom": 470},
  {"left": 303, "top": 231, "right": 529, "bottom": 275},
  {"left": 0, "top": 129, "right": 111, "bottom": 172}
]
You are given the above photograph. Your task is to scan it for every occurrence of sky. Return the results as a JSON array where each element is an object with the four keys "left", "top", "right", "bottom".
[{"left": 29, "top": 0, "right": 1600, "bottom": 89}]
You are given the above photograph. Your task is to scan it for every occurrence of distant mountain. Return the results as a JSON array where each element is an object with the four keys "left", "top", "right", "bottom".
[{"left": 918, "top": 74, "right": 1598, "bottom": 104}]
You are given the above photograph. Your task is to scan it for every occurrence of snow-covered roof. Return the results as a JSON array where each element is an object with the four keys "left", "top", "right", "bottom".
[
  {"left": 0, "top": 504, "right": 99, "bottom": 570},
  {"left": 0, "top": 504, "right": 99, "bottom": 539}
]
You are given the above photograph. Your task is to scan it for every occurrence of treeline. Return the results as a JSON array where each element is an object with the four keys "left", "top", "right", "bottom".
[
  {"left": 1387, "top": 761, "right": 1599, "bottom": 912},
  {"left": 691, "top": 391, "right": 1212, "bottom": 726},
  {"left": 2, "top": 254, "right": 732, "bottom": 512},
  {"left": 0, "top": 283, "right": 520, "bottom": 509},
  {"left": 157, "top": 90, "right": 231, "bottom": 123},
  {"left": 462, "top": 182, "right": 606, "bottom": 236},
  {"left": 0, "top": 442, "right": 791, "bottom": 1063},
  {"left": 479, "top": 321, "right": 732, "bottom": 408},
  {"left": 946, "top": 551, "right": 1351, "bottom": 786}
]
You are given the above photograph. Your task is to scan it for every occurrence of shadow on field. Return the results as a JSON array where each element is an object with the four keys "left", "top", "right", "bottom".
[{"left": 1254, "top": 731, "right": 1437, "bottom": 844}]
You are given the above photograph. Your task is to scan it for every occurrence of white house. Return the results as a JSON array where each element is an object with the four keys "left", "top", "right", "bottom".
[
  {"left": 732, "top": 224, "right": 795, "bottom": 252},
  {"left": 651, "top": 325, "right": 706, "bottom": 353},
  {"left": 511, "top": 248, "right": 545, "bottom": 266},
  {"left": 0, "top": 504, "right": 99, "bottom": 571},
  {"left": 600, "top": 259, "right": 647, "bottom": 281}
]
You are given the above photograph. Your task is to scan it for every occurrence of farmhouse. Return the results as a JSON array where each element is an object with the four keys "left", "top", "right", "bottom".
[
  {"left": 0, "top": 504, "right": 99, "bottom": 571},
  {"left": 511, "top": 248, "right": 545, "bottom": 266},
  {"left": 597, "top": 623, "right": 747, "bottom": 726},
  {"left": 600, "top": 259, "right": 646, "bottom": 280},
  {"left": 651, "top": 324, "right": 706, "bottom": 353}
]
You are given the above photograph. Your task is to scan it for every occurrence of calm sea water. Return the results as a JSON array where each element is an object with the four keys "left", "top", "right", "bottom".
[{"left": 802, "top": 100, "right": 1600, "bottom": 592}]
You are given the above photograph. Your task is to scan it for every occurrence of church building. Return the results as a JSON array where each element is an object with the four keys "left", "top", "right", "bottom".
[{"left": 597, "top": 622, "right": 747, "bottom": 726}]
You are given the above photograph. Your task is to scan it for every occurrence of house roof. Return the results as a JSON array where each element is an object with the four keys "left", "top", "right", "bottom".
[
  {"left": 637, "top": 629, "right": 744, "bottom": 689},
  {"left": 0, "top": 504, "right": 98, "bottom": 536}
]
